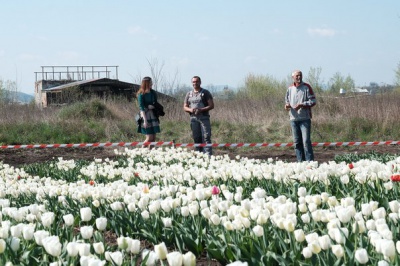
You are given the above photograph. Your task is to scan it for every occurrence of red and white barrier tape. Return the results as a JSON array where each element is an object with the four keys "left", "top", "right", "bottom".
[{"left": 0, "top": 141, "right": 399, "bottom": 149}]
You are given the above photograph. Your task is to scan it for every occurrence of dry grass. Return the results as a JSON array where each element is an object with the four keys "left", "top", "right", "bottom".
[{"left": 1, "top": 93, "right": 400, "bottom": 145}]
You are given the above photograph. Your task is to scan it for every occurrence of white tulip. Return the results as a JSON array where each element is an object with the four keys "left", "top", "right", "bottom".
[
  {"left": 182, "top": 251, "right": 196, "bottom": 266},
  {"left": 308, "top": 241, "right": 321, "bottom": 254},
  {"left": 130, "top": 239, "right": 141, "bottom": 254},
  {"left": 93, "top": 242, "right": 105, "bottom": 254},
  {"left": 305, "top": 232, "right": 319, "bottom": 244},
  {"left": 352, "top": 220, "right": 366, "bottom": 234},
  {"left": 318, "top": 235, "right": 331, "bottom": 250},
  {"left": 366, "top": 219, "right": 376, "bottom": 230},
  {"left": 297, "top": 187, "right": 307, "bottom": 197},
  {"left": 227, "top": 261, "right": 249, "bottom": 266},
  {"left": 142, "top": 249, "right": 158, "bottom": 266},
  {"left": 302, "top": 246, "right": 313, "bottom": 258},
  {"left": 154, "top": 242, "right": 168, "bottom": 260},
  {"left": 0, "top": 239, "right": 6, "bottom": 254},
  {"left": 10, "top": 224, "right": 23, "bottom": 238},
  {"left": 223, "top": 221, "right": 234, "bottom": 231},
  {"left": 294, "top": 229, "right": 305, "bottom": 242},
  {"left": 80, "top": 207, "right": 92, "bottom": 222},
  {"left": 10, "top": 237, "right": 20, "bottom": 252},
  {"left": 389, "top": 200, "right": 400, "bottom": 213},
  {"left": 298, "top": 203, "right": 308, "bottom": 213},
  {"left": 331, "top": 244, "right": 344, "bottom": 258},
  {"left": 384, "top": 182, "right": 393, "bottom": 191},
  {"left": 110, "top": 201, "right": 124, "bottom": 211},
  {"left": 42, "top": 236, "right": 61, "bottom": 257},
  {"left": 162, "top": 217, "right": 173, "bottom": 227},
  {"left": 210, "top": 214, "right": 221, "bottom": 226},
  {"left": 79, "top": 243, "right": 91, "bottom": 256},
  {"left": 67, "top": 242, "right": 80, "bottom": 257},
  {"left": 181, "top": 206, "right": 190, "bottom": 217},
  {"left": 361, "top": 203, "right": 372, "bottom": 216},
  {"left": 256, "top": 213, "right": 269, "bottom": 225},
  {"left": 201, "top": 208, "right": 211, "bottom": 219},
  {"left": 22, "top": 225, "right": 35, "bottom": 240},
  {"left": 301, "top": 213, "right": 310, "bottom": 224},
  {"left": 141, "top": 210, "right": 150, "bottom": 220},
  {"left": 109, "top": 251, "right": 123, "bottom": 266},
  {"left": 252, "top": 225, "right": 264, "bottom": 237},
  {"left": 336, "top": 207, "right": 352, "bottom": 224},
  {"left": 396, "top": 240, "right": 400, "bottom": 254},
  {"left": 372, "top": 207, "right": 386, "bottom": 220},
  {"left": 117, "top": 236, "right": 129, "bottom": 250},
  {"left": 167, "top": 251, "right": 183, "bottom": 266},
  {"left": 96, "top": 217, "right": 107, "bottom": 231},
  {"left": 92, "top": 199, "right": 101, "bottom": 208},
  {"left": 283, "top": 219, "right": 295, "bottom": 232},
  {"left": 388, "top": 213, "right": 398, "bottom": 223},
  {"left": 34, "top": 230, "right": 50, "bottom": 246},
  {"left": 377, "top": 260, "right": 390, "bottom": 266},
  {"left": 355, "top": 248, "right": 369, "bottom": 264},
  {"left": 80, "top": 226, "right": 94, "bottom": 239},
  {"left": 379, "top": 239, "right": 396, "bottom": 260},
  {"left": 41, "top": 212, "right": 55, "bottom": 228},
  {"left": 63, "top": 214, "right": 74, "bottom": 227},
  {"left": 340, "top": 174, "right": 349, "bottom": 184}
]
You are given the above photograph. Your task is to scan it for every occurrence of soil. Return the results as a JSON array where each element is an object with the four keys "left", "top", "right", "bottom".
[{"left": 0, "top": 145, "right": 399, "bottom": 167}]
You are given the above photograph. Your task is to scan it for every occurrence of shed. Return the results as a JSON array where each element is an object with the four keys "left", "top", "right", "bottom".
[{"left": 35, "top": 78, "right": 139, "bottom": 107}]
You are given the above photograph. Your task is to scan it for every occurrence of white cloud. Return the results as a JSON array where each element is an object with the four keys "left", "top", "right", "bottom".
[
  {"left": 127, "top": 25, "right": 158, "bottom": 40},
  {"left": 307, "top": 27, "right": 336, "bottom": 37}
]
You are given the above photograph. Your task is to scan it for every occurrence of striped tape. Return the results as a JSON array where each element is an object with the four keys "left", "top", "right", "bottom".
[{"left": 0, "top": 141, "right": 399, "bottom": 149}]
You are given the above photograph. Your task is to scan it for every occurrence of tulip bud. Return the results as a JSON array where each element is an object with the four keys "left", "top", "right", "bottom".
[
  {"left": 167, "top": 251, "right": 183, "bottom": 266},
  {"left": 154, "top": 242, "right": 168, "bottom": 260},
  {"left": 183, "top": 251, "right": 196, "bottom": 266},
  {"left": 93, "top": 242, "right": 105, "bottom": 254},
  {"left": 355, "top": 248, "right": 369, "bottom": 264},
  {"left": 80, "top": 207, "right": 92, "bottom": 222}
]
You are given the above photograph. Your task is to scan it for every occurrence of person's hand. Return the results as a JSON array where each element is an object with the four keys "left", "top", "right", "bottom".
[
  {"left": 143, "top": 121, "right": 148, "bottom": 128},
  {"left": 192, "top": 108, "right": 200, "bottom": 115},
  {"left": 285, "top": 104, "right": 291, "bottom": 111},
  {"left": 148, "top": 105, "right": 155, "bottom": 110},
  {"left": 294, "top": 104, "right": 303, "bottom": 111}
]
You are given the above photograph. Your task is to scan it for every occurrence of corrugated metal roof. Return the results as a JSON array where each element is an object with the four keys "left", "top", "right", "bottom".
[{"left": 43, "top": 78, "right": 136, "bottom": 91}]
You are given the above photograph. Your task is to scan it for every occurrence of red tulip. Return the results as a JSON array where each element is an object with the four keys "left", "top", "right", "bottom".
[
  {"left": 349, "top": 163, "right": 354, "bottom": 169},
  {"left": 89, "top": 180, "right": 95, "bottom": 186},
  {"left": 211, "top": 185, "right": 220, "bottom": 195},
  {"left": 391, "top": 174, "right": 400, "bottom": 182}
]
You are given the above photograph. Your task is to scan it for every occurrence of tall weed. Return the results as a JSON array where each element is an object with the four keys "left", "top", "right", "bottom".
[{"left": 0, "top": 93, "right": 400, "bottom": 145}]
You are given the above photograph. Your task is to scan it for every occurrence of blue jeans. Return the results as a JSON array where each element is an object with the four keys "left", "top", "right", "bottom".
[
  {"left": 290, "top": 119, "right": 314, "bottom": 162},
  {"left": 190, "top": 116, "right": 212, "bottom": 156}
]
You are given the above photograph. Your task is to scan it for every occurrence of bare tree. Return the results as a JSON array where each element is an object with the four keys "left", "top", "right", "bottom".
[{"left": 306, "top": 67, "right": 323, "bottom": 93}]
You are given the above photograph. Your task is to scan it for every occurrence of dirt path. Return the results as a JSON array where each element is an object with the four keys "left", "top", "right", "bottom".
[{"left": 1, "top": 145, "right": 399, "bottom": 167}]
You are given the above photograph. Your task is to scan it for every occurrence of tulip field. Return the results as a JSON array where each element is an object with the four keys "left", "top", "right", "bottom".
[{"left": 1, "top": 147, "right": 400, "bottom": 265}]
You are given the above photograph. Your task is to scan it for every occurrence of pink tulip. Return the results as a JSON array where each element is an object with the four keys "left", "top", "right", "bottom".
[{"left": 212, "top": 186, "right": 220, "bottom": 195}]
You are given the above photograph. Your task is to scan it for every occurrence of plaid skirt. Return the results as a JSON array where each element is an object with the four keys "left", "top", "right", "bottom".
[{"left": 138, "top": 110, "right": 161, "bottom": 135}]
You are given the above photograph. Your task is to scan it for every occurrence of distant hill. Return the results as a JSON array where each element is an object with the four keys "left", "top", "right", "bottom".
[
  {"left": 0, "top": 90, "right": 34, "bottom": 103},
  {"left": 17, "top": 91, "right": 34, "bottom": 103}
]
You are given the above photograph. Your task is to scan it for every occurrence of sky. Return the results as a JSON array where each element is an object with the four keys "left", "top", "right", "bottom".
[{"left": 0, "top": 1, "right": 399, "bottom": 94}]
